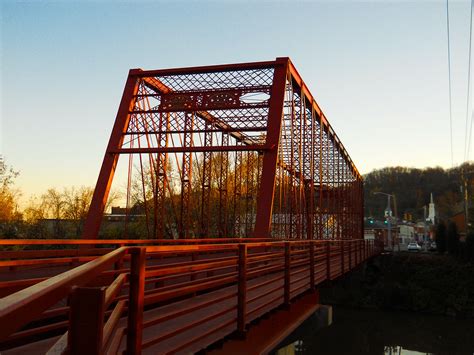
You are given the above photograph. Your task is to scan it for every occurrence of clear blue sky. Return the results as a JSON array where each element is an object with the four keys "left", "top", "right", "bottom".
[{"left": 1, "top": 0, "right": 472, "bottom": 203}]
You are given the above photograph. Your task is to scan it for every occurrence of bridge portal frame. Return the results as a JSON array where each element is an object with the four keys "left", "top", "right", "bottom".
[{"left": 83, "top": 58, "right": 362, "bottom": 240}]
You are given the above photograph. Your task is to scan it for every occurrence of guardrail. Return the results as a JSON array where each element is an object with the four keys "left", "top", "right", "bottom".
[{"left": 0, "top": 238, "right": 382, "bottom": 354}]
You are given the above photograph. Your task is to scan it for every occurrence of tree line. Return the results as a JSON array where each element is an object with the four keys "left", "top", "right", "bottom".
[
  {"left": 0, "top": 159, "right": 120, "bottom": 238},
  {"left": 364, "top": 163, "right": 474, "bottom": 223},
  {"left": 2, "top": 156, "right": 473, "bottom": 239}
]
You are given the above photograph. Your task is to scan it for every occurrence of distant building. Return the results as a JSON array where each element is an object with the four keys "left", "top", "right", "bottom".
[
  {"left": 427, "top": 193, "right": 436, "bottom": 224},
  {"left": 398, "top": 224, "right": 415, "bottom": 245},
  {"left": 414, "top": 221, "right": 431, "bottom": 240},
  {"left": 364, "top": 225, "right": 397, "bottom": 247}
]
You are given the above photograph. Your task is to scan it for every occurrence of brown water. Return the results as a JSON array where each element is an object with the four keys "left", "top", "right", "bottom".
[{"left": 273, "top": 307, "right": 474, "bottom": 355}]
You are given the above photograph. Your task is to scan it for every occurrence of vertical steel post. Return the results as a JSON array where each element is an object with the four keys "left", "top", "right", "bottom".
[
  {"left": 155, "top": 112, "right": 170, "bottom": 238},
  {"left": 318, "top": 114, "right": 324, "bottom": 241},
  {"left": 83, "top": 70, "right": 140, "bottom": 238},
  {"left": 237, "top": 244, "right": 247, "bottom": 334},
  {"left": 69, "top": 287, "right": 106, "bottom": 355},
  {"left": 126, "top": 247, "right": 146, "bottom": 355},
  {"left": 254, "top": 58, "right": 289, "bottom": 238},
  {"left": 234, "top": 151, "right": 243, "bottom": 237},
  {"left": 179, "top": 112, "right": 194, "bottom": 239},
  {"left": 218, "top": 133, "right": 229, "bottom": 238},
  {"left": 200, "top": 122, "right": 212, "bottom": 237}
]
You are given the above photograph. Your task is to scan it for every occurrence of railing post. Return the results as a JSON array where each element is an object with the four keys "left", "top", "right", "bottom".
[
  {"left": 284, "top": 242, "right": 291, "bottom": 306},
  {"left": 126, "top": 247, "right": 146, "bottom": 355},
  {"left": 69, "top": 286, "right": 106, "bottom": 355},
  {"left": 326, "top": 241, "right": 330, "bottom": 280},
  {"left": 309, "top": 241, "right": 315, "bottom": 292},
  {"left": 237, "top": 244, "right": 247, "bottom": 335}
]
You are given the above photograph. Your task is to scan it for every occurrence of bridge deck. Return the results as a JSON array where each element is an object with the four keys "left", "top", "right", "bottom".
[{"left": 0, "top": 239, "right": 381, "bottom": 354}]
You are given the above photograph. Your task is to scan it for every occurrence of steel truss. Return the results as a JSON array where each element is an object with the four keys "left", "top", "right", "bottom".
[{"left": 83, "top": 58, "right": 363, "bottom": 239}]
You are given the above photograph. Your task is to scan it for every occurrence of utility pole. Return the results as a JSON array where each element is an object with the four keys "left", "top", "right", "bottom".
[{"left": 392, "top": 194, "right": 399, "bottom": 251}]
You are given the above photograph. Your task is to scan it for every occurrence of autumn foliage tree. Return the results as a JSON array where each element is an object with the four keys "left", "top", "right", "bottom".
[
  {"left": 23, "top": 186, "right": 120, "bottom": 237},
  {"left": 0, "top": 159, "right": 21, "bottom": 222}
]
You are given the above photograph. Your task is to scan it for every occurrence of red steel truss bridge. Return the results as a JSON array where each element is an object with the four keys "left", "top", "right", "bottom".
[{"left": 0, "top": 58, "right": 382, "bottom": 354}]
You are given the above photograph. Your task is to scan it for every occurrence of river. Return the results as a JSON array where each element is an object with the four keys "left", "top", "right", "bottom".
[{"left": 273, "top": 307, "right": 474, "bottom": 355}]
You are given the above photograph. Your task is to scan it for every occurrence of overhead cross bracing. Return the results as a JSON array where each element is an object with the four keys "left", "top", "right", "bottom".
[{"left": 83, "top": 57, "right": 363, "bottom": 241}]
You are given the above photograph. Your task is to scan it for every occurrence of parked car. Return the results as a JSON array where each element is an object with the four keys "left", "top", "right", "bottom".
[
  {"left": 407, "top": 242, "right": 422, "bottom": 252},
  {"left": 429, "top": 241, "right": 437, "bottom": 251}
]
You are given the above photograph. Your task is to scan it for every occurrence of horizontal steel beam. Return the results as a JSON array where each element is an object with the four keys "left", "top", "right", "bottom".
[
  {"left": 123, "top": 127, "right": 267, "bottom": 135},
  {"left": 110, "top": 145, "right": 267, "bottom": 154},
  {"left": 131, "top": 59, "right": 278, "bottom": 77},
  {"left": 140, "top": 77, "right": 257, "bottom": 145}
]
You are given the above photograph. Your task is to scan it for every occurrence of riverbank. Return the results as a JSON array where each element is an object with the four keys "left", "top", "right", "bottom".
[{"left": 319, "top": 252, "right": 474, "bottom": 317}]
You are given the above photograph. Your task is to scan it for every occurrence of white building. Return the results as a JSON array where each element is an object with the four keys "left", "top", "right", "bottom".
[
  {"left": 427, "top": 193, "right": 436, "bottom": 224},
  {"left": 398, "top": 224, "right": 415, "bottom": 245}
]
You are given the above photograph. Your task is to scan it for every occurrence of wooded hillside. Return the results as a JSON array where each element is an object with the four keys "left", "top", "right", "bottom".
[{"left": 363, "top": 163, "right": 474, "bottom": 221}]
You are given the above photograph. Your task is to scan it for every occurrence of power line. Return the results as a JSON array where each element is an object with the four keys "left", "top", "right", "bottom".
[
  {"left": 466, "top": 0, "right": 474, "bottom": 161},
  {"left": 447, "top": 0, "right": 454, "bottom": 167}
]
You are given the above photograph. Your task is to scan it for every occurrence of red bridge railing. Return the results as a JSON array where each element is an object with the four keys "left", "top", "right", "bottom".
[{"left": 0, "top": 238, "right": 382, "bottom": 354}]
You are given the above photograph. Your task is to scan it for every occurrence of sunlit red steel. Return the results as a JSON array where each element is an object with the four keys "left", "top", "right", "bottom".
[
  {"left": 82, "top": 57, "right": 363, "bottom": 240},
  {"left": 0, "top": 238, "right": 382, "bottom": 353}
]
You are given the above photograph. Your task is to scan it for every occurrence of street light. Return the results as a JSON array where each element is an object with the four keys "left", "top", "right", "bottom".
[{"left": 373, "top": 192, "right": 395, "bottom": 250}]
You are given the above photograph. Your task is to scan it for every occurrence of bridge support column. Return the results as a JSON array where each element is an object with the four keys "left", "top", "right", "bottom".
[
  {"left": 82, "top": 70, "right": 140, "bottom": 239},
  {"left": 253, "top": 58, "right": 288, "bottom": 238}
]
